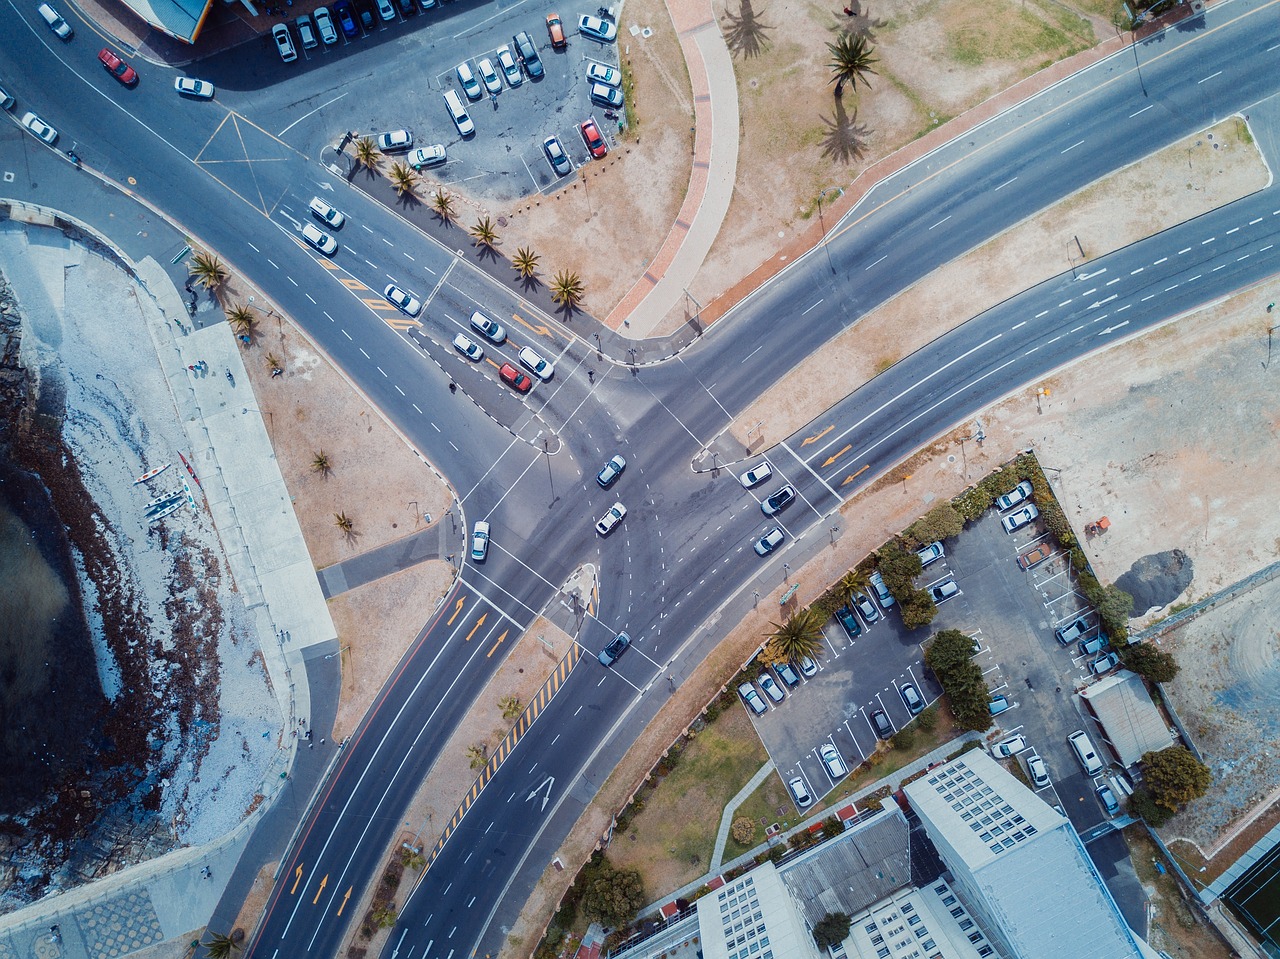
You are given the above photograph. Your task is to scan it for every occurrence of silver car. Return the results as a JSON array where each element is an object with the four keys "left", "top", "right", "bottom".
[
  {"left": 477, "top": 57, "right": 502, "bottom": 95},
  {"left": 788, "top": 776, "right": 812, "bottom": 809},
  {"left": 497, "top": 45, "right": 523, "bottom": 86},
  {"left": 300, "top": 223, "right": 338, "bottom": 255},
  {"left": 820, "top": 744, "right": 848, "bottom": 780},
  {"left": 995, "top": 479, "right": 1033, "bottom": 511},
  {"left": 739, "top": 461, "right": 772, "bottom": 488},
  {"left": 376, "top": 129, "right": 413, "bottom": 152},
  {"left": 595, "top": 502, "right": 626, "bottom": 536},
  {"left": 586, "top": 62, "right": 621, "bottom": 86},
  {"left": 753, "top": 527, "right": 784, "bottom": 556},
  {"left": 596, "top": 454, "right": 626, "bottom": 488},
  {"left": 469, "top": 310, "right": 507, "bottom": 344},
  {"left": 1002, "top": 504, "right": 1040, "bottom": 532},
  {"left": 758, "top": 673, "right": 784, "bottom": 703},
  {"left": 452, "top": 333, "right": 484, "bottom": 362},
  {"left": 543, "top": 135, "right": 572, "bottom": 176},
  {"left": 21, "top": 112, "right": 57, "bottom": 145},
  {"left": 383, "top": 283, "right": 422, "bottom": 317},
  {"left": 739, "top": 682, "right": 766, "bottom": 716}
]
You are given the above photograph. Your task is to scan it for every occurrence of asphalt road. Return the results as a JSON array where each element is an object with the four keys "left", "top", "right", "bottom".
[{"left": 3, "top": 1, "right": 1280, "bottom": 957}]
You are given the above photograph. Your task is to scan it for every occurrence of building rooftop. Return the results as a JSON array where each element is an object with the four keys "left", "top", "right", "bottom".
[{"left": 1080, "top": 669, "right": 1173, "bottom": 768}]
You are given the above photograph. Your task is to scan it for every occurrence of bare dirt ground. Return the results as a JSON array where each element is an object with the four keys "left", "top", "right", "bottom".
[{"left": 1125, "top": 827, "right": 1233, "bottom": 959}]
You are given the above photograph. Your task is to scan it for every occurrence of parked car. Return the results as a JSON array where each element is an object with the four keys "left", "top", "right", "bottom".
[
  {"left": 586, "top": 62, "right": 621, "bottom": 86},
  {"left": 499, "top": 363, "right": 533, "bottom": 393},
  {"left": 300, "top": 223, "right": 338, "bottom": 255},
  {"left": 989, "top": 694, "right": 1011, "bottom": 716},
  {"left": 788, "top": 776, "right": 813, "bottom": 808},
  {"left": 870, "top": 709, "right": 893, "bottom": 738},
  {"left": 295, "top": 14, "right": 318, "bottom": 49},
  {"left": 930, "top": 579, "right": 959, "bottom": 604},
  {"left": 1090, "top": 651, "right": 1121, "bottom": 675},
  {"left": 469, "top": 310, "right": 507, "bottom": 344},
  {"left": 408, "top": 144, "right": 447, "bottom": 169},
  {"left": 313, "top": 6, "right": 338, "bottom": 43},
  {"left": 477, "top": 57, "right": 502, "bottom": 95},
  {"left": 98, "top": 48, "right": 139, "bottom": 86},
  {"left": 775, "top": 661, "right": 800, "bottom": 688},
  {"left": 174, "top": 76, "right": 215, "bottom": 98},
  {"left": 739, "top": 682, "right": 767, "bottom": 716},
  {"left": 376, "top": 129, "right": 413, "bottom": 151},
  {"left": 820, "top": 744, "right": 848, "bottom": 780},
  {"left": 518, "top": 346, "right": 554, "bottom": 381},
  {"left": 753, "top": 527, "right": 784, "bottom": 556},
  {"left": 334, "top": 0, "right": 359, "bottom": 37},
  {"left": 580, "top": 117, "right": 608, "bottom": 158},
  {"left": 589, "top": 81, "right": 624, "bottom": 108},
  {"left": 470, "top": 521, "right": 490, "bottom": 560},
  {"left": 356, "top": 0, "right": 376, "bottom": 31},
  {"left": 1002, "top": 504, "right": 1040, "bottom": 532},
  {"left": 309, "top": 197, "right": 346, "bottom": 228},
  {"left": 1018, "top": 543, "right": 1053, "bottom": 570},
  {"left": 21, "top": 112, "right": 58, "bottom": 145},
  {"left": 1, "top": 85, "right": 18, "bottom": 110},
  {"left": 761, "top": 485, "right": 795, "bottom": 516},
  {"left": 1055, "top": 616, "right": 1089, "bottom": 646},
  {"left": 598, "top": 631, "right": 630, "bottom": 667},
  {"left": 1027, "top": 752, "right": 1050, "bottom": 788},
  {"left": 383, "top": 283, "right": 421, "bottom": 316},
  {"left": 758, "top": 673, "right": 784, "bottom": 704},
  {"left": 797, "top": 656, "right": 817, "bottom": 678},
  {"left": 996, "top": 479, "right": 1034, "bottom": 511},
  {"left": 836, "top": 605, "right": 862, "bottom": 639},
  {"left": 993, "top": 734, "right": 1027, "bottom": 757},
  {"left": 376, "top": 0, "right": 396, "bottom": 22},
  {"left": 497, "top": 45, "right": 523, "bottom": 86},
  {"left": 869, "top": 570, "right": 895, "bottom": 608},
  {"left": 452, "top": 333, "right": 484, "bottom": 362},
  {"left": 1079, "top": 634, "right": 1109, "bottom": 656},
  {"left": 545, "top": 12, "right": 567, "bottom": 48},
  {"left": 916, "top": 541, "right": 944, "bottom": 566},
  {"left": 1096, "top": 782, "right": 1120, "bottom": 815},
  {"left": 853, "top": 592, "right": 879, "bottom": 624},
  {"left": 595, "top": 501, "right": 627, "bottom": 536},
  {"left": 542, "top": 135, "right": 571, "bottom": 176},
  {"left": 739, "top": 461, "right": 772, "bottom": 488},
  {"left": 272, "top": 22, "right": 297, "bottom": 61},
  {"left": 38, "top": 2, "right": 73, "bottom": 38},
  {"left": 577, "top": 13, "right": 617, "bottom": 40},
  {"left": 456, "top": 61, "right": 482, "bottom": 100},
  {"left": 596, "top": 454, "right": 626, "bottom": 488},
  {"left": 899, "top": 682, "right": 924, "bottom": 714},
  {"left": 512, "top": 30, "right": 545, "bottom": 79}
]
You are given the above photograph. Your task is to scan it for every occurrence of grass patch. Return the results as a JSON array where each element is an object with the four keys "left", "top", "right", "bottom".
[
  {"left": 874, "top": 355, "right": 897, "bottom": 374},
  {"left": 606, "top": 705, "right": 768, "bottom": 897},
  {"left": 724, "top": 772, "right": 793, "bottom": 860},
  {"left": 947, "top": 2, "right": 1086, "bottom": 66}
]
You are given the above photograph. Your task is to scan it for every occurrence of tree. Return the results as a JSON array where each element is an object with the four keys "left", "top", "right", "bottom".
[
  {"left": 580, "top": 860, "right": 645, "bottom": 927},
  {"left": 470, "top": 215, "right": 499, "bottom": 251},
  {"left": 837, "top": 567, "right": 871, "bottom": 599},
  {"left": 876, "top": 540, "right": 922, "bottom": 599},
  {"left": 731, "top": 817, "right": 755, "bottom": 845},
  {"left": 202, "top": 931, "right": 243, "bottom": 959},
  {"left": 311, "top": 451, "right": 331, "bottom": 477},
  {"left": 188, "top": 250, "right": 229, "bottom": 291},
  {"left": 550, "top": 270, "right": 585, "bottom": 311},
  {"left": 898, "top": 588, "right": 938, "bottom": 630},
  {"left": 1096, "top": 583, "right": 1135, "bottom": 636},
  {"left": 499, "top": 695, "right": 523, "bottom": 720},
  {"left": 370, "top": 905, "right": 397, "bottom": 928},
  {"left": 226, "top": 304, "right": 257, "bottom": 339},
  {"left": 925, "top": 629, "right": 990, "bottom": 732},
  {"left": 334, "top": 512, "right": 354, "bottom": 534},
  {"left": 1142, "top": 746, "right": 1211, "bottom": 812},
  {"left": 431, "top": 188, "right": 456, "bottom": 224},
  {"left": 826, "top": 33, "right": 877, "bottom": 91},
  {"left": 905, "top": 501, "right": 965, "bottom": 546},
  {"left": 766, "top": 606, "right": 826, "bottom": 663},
  {"left": 512, "top": 246, "right": 540, "bottom": 280},
  {"left": 1122, "top": 642, "right": 1179, "bottom": 682},
  {"left": 813, "top": 912, "right": 852, "bottom": 950},
  {"left": 389, "top": 161, "right": 419, "bottom": 196},
  {"left": 353, "top": 136, "right": 380, "bottom": 171},
  {"left": 467, "top": 744, "right": 488, "bottom": 769},
  {"left": 924, "top": 629, "right": 976, "bottom": 674},
  {"left": 1128, "top": 785, "right": 1174, "bottom": 826}
]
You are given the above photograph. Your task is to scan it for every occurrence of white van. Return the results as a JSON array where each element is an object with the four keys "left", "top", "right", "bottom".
[
  {"left": 442, "top": 89, "right": 475, "bottom": 136},
  {"left": 1068, "top": 730, "right": 1104, "bottom": 776},
  {"left": 38, "top": 2, "right": 73, "bottom": 38}
]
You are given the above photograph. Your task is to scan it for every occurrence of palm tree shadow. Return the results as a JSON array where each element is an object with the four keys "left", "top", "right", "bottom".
[
  {"left": 819, "top": 97, "right": 872, "bottom": 165},
  {"left": 475, "top": 244, "right": 502, "bottom": 264},
  {"left": 837, "top": 0, "right": 884, "bottom": 42},
  {"left": 519, "top": 274, "right": 543, "bottom": 294},
  {"left": 722, "top": 0, "right": 773, "bottom": 59},
  {"left": 396, "top": 192, "right": 422, "bottom": 210},
  {"left": 555, "top": 303, "right": 579, "bottom": 321}
]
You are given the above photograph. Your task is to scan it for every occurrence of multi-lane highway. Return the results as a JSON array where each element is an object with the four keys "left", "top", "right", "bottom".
[{"left": 4, "top": 0, "right": 1280, "bottom": 957}]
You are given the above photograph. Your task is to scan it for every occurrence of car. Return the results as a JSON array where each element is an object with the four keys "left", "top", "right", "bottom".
[
  {"left": 98, "top": 49, "right": 139, "bottom": 86},
  {"left": 545, "top": 13, "right": 567, "bottom": 48},
  {"left": 930, "top": 579, "right": 959, "bottom": 604},
  {"left": 395, "top": 0, "right": 415, "bottom": 17},
  {"left": 820, "top": 744, "right": 848, "bottom": 780},
  {"left": 469, "top": 311, "right": 506, "bottom": 344},
  {"left": 1096, "top": 783, "right": 1120, "bottom": 815},
  {"left": 988, "top": 694, "right": 1011, "bottom": 716},
  {"left": 1079, "top": 634, "right": 1108, "bottom": 656},
  {"left": 775, "top": 661, "right": 800, "bottom": 688},
  {"left": 1002, "top": 504, "right": 1039, "bottom": 532},
  {"left": 375, "top": 129, "right": 413, "bottom": 151},
  {"left": 376, "top": 0, "right": 396, "bottom": 21},
  {"left": 497, "top": 45, "right": 522, "bottom": 86},
  {"left": 739, "top": 461, "right": 772, "bottom": 488},
  {"left": 1090, "top": 651, "right": 1121, "bottom": 675},
  {"left": 995, "top": 479, "right": 1034, "bottom": 511},
  {"left": 334, "top": 0, "right": 358, "bottom": 36},
  {"left": 452, "top": 333, "right": 484, "bottom": 362},
  {"left": 580, "top": 118, "right": 608, "bottom": 158},
  {"left": 788, "top": 776, "right": 812, "bottom": 809},
  {"left": 512, "top": 30, "right": 544, "bottom": 79},
  {"left": 1055, "top": 616, "right": 1089, "bottom": 646},
  {"left": 870, "top": 709, "right": 893, "bottom": 738},
  {"left": 383, "top": 284, "right": 422, "bottom": 317},
  {"left": 500, "top": 363, "right": 533, "bottom": 393},
  {"left": 518, "top": 346, "right": 554, "bottom": 381},
  {"left": 753, "top": 527, "right": 784, "bottom": 556},
  {"left": 408, "top": 144, "right": 447, "bottom": 169},
  {"left": 38, "top": 2, "right": 73, "bottom": 38},
  {"left": 313, "top": 6, "right": 338, "bottom": 43},
  {"left": 542, "top": 135, "right": 571, "bottom": 176},
  {"left": 589, "top": 82, "right": 624, "bottom": 108},
  {"left": 21, "top": 112, "right": 58, "bottom": 145},
  {"left": 899, "top": 682, "right": 924, "bottom": 714},
  {"left": 739, "top": 682, "right": 767, "bottom": 716},
  {"left": 1027, "top": 753, "right": 1050, "bottom": 788},
  {"left": 993, "top": 734, "right": 1027, "bottom": 758},
  {"left": 596, "top": 454, "right": 626, "bottom": 488},
  {"left": 356, "top": 0, "right": 375, "bottom": 30},
  {"left": 758, "top": 673, "right": 784, "bottom": 704},
  {"left": 456, "top": 62, "right": 482, "bottom": 100},
  {"left": 836, "top": 605, "right": 862, "bottom": 640},
  {"left": 308, "top": 197, "right": 346, "bottom": 229},
  {"left": 598, "top": 631, "right": 630, "bottom": 667},
  {"left": 595, "top": 502, "right": 626, "bottom": 536},
  {"left": 300, "top": 223, "right": 338, "bottom": 255},
  {"left": 869, "top": 570, "right": 895, "bottom": 609},
  {"left": 0, "top": 84, "right": 14, "bottom": 111},
  {"left": 586, "top": 62, "right": 621, "bottom": 86},
  {"left": 470, "top": 521, "right": 489, "bottom": 560},
  {"left": 295, "top": 14, "right": 318, "bottom": 48},
  {"left": 174, "top": 76, "right": 215, "bottom": 98},
  {"left": 761, "top": 485, "right": 795, "bottom": 516},
  {"left": 916, "top": 541, "right": 944, "bottom": 567},
  {"left": 1018, "top": 543, "right": 1053, "bottom": 570},
  {"left": 442, "top": 90, "right": 475, "bottom": 136},
  {"left": 853, "top": 592, "right": 879, "bottom": 624},
  {"left": 797, "top": 656, "right": 817, "bottom": 678},
  {"left": 1069, "top": 729, "right": 1105, "bottom": 775},
  {"left": 578, "top": 13, "right": 618, "bottom": 41}
]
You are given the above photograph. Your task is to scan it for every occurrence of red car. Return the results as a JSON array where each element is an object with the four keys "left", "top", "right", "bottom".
[
  {"left": 499, "top": 363, "right": 532, "bottom": 393},
  {"left": 545, "top": 13, "right": 566, "bottom": 48},
  {"left": 580, "top": 118, "right": 607, "bottom": 159},
  {"left": 99, "top": 48, "right": 138, "bottom": 86}
]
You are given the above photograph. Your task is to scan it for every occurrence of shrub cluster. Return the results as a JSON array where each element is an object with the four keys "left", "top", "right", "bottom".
[{"left": 924, "top": 629, "right": 992, "bottom": 732}]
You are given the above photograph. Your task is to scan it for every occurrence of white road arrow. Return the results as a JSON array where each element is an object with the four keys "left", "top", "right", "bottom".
[
  {"left": 317, "top": 181, "right": 334, "bottom": 192},
  {"left": 526, "top": 775, "right": 555, "bottom": 811},
  {"left": 1098, "top": 320, "right": 1130, "bottom": 336}
]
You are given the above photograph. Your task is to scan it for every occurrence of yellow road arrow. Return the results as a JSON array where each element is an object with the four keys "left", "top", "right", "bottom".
[
  {"left": 801, "top": 425, "right": 833, "bottom": 447},
  {"left": 465, "top": 613, "right": 488, "bottom": 642},
  {"left": 290, "top": 865, "right": 304, "bottom": 895},
  {"left": 446, "top": 597, "right": 466, "bottom": 626},
  {"left": 486, "top": 629, "right": 509, "bottom": 658},
  {"left": 337, "top": 887, "right": 352, "bottom": 916},
  {"left": 312, "top": 875, "right": 328, "bottom": 905},
  {"left": 511, "top": 312, "right": 552, "bottom": 337},
  {"left": 382, "top": 316, "right": 422, "bottom": 330},
  {"left": 823, "top": 444, "right": 851, "bottom": 467},
  {"left": 841, "top": 464, "right": 871, "bottom": 486}
]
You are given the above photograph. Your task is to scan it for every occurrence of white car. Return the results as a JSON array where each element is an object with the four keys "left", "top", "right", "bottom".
[
  {"left": 21, "top": 112, "right": 57, "bottom": 145},
  {"left": 1026, "top": 753, "right": 1050, "bottom": 788},
  {"left": 916, "top": 541, "right": 944, "bottom": 566},
  {"left": 300, "top": 223, "right": 338, "bottom": 255},
  {"left": 739, "top": 461, "right": 772, "bottom": 488},
  {"left": 589, "top": 82, "right": 623, "bottom": 108},
  {"left": 1002, "top": 504, "right": 1040, "bottom": 532},
  {"left": 820, "top": 744, "right": 848, "bottom": 780},
  {"left": 308, "top": 197, "right": 345, "bottom": 229},
  {"left": 456, "top": 62, "right": 482, "bottom": 100},
  {"left": 376, "top": 0, "right": 395, "bottom": 21},
  {"left": 477, "top": 57, "right": 502, "bottom": 95},
  {"left": 313, "top": 6, "right": 338, "bottom": 43},
  {"left": 452, "top": 333, "right": 484, "bottom": 361},
  {"left": 798, "top": 656, "right": 817, "bottom": 678},
  {"left": 595, "top": 501, "right": 626, "bottom": 536},
  {"left": 788, "top": 776, "right": 812, "bottom": 809},
  {"left": 518, "top": 346, "right": 554, "bottom": 381},
  {"left": 496, "top": 45, "right": 522, "bottom": 86},
  {"left": 272, "top": 22, "right": 297, "bottom": 61},
  {"left": 993, "top": 734, "right": 1027, "bottom": 758},
  {"left": 995, "top": 479, "right": 1033, "bottom": 511},
  {"left": 739, "top": 682, "right": 767, "bottom": 716},
  {"left": 470, "top": 520, "right": 490, "bottom": 561},
  {"left": 408, "top": 144, "right": 447, "bottom": 169},
  {"left": 753, "top": 526, "right": 784, "bottom": 556},
  {"left": 577, "top": 13, "right": 617, "bottom": 40},
  {"left": 174, "top": 77, "right": 215, "bottom": 98},
  {"left": 383, "top": 283, "right": 422, "bottom": 317},
  {"left": 758, "top": 673, "right": 784, "bottom": 703},
  {"left": 470, "top": 311, "right": 506, "bottom": 344},
  {"left": 586, "top": 62, "right": 621, "bottom": 86},
  {"left": 930, "top": 579, "right": 959, "bottom": 604},
  {"left": 375, "top": 129, "right": 413, "bottom": 152}
]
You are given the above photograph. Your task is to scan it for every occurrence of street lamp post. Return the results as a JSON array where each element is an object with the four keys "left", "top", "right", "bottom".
[{"left": 816, "top": 189, "right": 837, "bottom": 274}]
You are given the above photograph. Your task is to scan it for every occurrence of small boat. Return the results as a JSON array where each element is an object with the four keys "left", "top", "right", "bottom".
[
  {"left": 146, "top": 492, "right": 183, "bottom": 515},
  {"left": 134, "top": 463, "right": 172, "bottom": 485},
  {"left": 183, "top": 480, "right": 197, "bottom": 509},
  {"left": 149, "top": 500, "right": 186, "bottom": 524},
  {"left": 179, "top": 452, "right": 201, "bottom": 486}
]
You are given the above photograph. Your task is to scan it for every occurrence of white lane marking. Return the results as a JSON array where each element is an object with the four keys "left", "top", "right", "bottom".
[
  {"left": 1250, "top": 217, "right": 1264, "bottom": 225},
  {"left": 1226, "top": 227, "right": 1240, "bottom": 235},
  {"left": 1129, "top": 104, "right": 1154, "bottom": 118},
  {"left": 247, "top": 242, "right": 260, "bottom": 253},
  {"left": 1034, "top": 310, "right": 1049, "bottom": 318},
  {"left": 801, "top": 299, "right": 824, "bottom": 316},
  {"left": 1011, "top": 321, "right": 1026, "bottom": 331},
  {"left": 278, "top": 91, "right": 348, "bottom": 136},
  {"left": 1197, "top": 70, "right": 1222, "bottom": 84},
  {"left": 1141, "top": 294, "right": 1156, "bottom": 301},
  {"left": 1106, "top": 278, "right": 1121, "bottom": 286},
  {"left": 1153, "top": 257, "right": 1167, "bottom": 265},
  {"left": 1188, "top": 274, "right": 1202, "bottom": 282},
  {"left": 865, "top": 254, "right": 888, "bottom": 271},
  {"left": 928, "top": 215, "right": 952, "bottom": 231},
  {"left": 778, "top": 440, "right": 841, "bottom": 501},
  {"left": 994, "top": 176, "right": 1017, "bottom": 191},
  {"left": 403, "top": 251, "right": 415, "bottom": 261},
  {"left": 1130, "top": 267, "right": 1144, "bottom": 275},
  {"left": 1201, "top": 237, "right": 1216, "bottom": 245},
  {"left": 741, "top": 344, "right": 765, "bottom": 364},
  {"left": 1061, "top": 140, "right": 1084, "bottom": 153},
  {"left": 1178, "top": 247, "right": 1192, "bottom": 255},
  {"left": 305, "top": 293, "right": 316, "bottom": 304}
]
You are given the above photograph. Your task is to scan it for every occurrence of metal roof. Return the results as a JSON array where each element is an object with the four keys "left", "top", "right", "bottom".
[{"left": 1080, "top": 669, "right": 1173, "bottom": 768}]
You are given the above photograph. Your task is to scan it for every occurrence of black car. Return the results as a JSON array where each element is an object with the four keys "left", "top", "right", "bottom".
[
  {"left": 598, "top": 631, "right": 630, "bottom": 667},
  {"left": 513, "top": 30, "right": 545, "bottom": 79},
  {"left": 870, "top": 709, "right": 893, "bottom": 738},
  {"left": 836, "top": 605, "right": 862, "bottom": 640},
  {"left": 761, "top": 484, "right": 796, "bottom": 516},
  {"left": 356, "top": 0, "right": 376, "bottom": 30}
]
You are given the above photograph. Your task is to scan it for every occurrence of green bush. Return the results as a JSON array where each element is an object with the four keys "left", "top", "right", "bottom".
[
  {"left": 877, "top": 540, "right": 923, "bottom": 600},
  {"left": 916, "top": 705, "right": 939, "bottom": 730},
  {"left": 1123, "top": 642, "right": 1179, "bottom": 682},
  {"left": 580, "top": 859, "right": 646, "bottom": 927},
  {"left": 925, "top": 629, "right": 992, "bottom": 732},
  {"left": 899, "top": 588, "right": 939, "bottom": 630},
  {"left": 904, "top": 501, "right": 965, "bottom": 546},
  {"left": 891, "top": 728, "right": 916, "bottom": 750},
  {"left": 814, "top": 913, "right": 852, "bottom": 950},
  {"left": 1128, "top": 786, "right": 1174, "bottom": 827},
  {"left": 1142, "top": 746, "right": 1210, "bottom": 811}
]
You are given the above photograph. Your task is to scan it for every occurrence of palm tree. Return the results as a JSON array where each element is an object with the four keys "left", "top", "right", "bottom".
[
  {"left": 767, "top": 607, "right": 826, "bottom": 663},
  {"left": 550, "top": 270, "right": 585, "bottom": 312},
  {"left": 202, "top": 931, "right": 243, "bottom": 959},
  {"left": 826, "top": 33, "right": 877, "bottom": 91},
  {"left": 311, "top": 451, "right": 332, "bottom": 476},
  {"left": 188, "top": 251, "right": 229, "bottom": 291},
  {"left": 334, "top": 512, "right": 354, "bottom": 534},
  {"left": 470, "top": 215, "right": 499, "bottom": 252},
  {"left": 353, "top": 136, "right": 380, "bottom": 171},
  {"left": 838, "top": 568, "right": 870, "bottom": 599},
  {"left": 431, "top": 188, "right": 456, "bottom": 224},
  {"left": 389, "top": 161, "right": 419, "bottom": 196},
  {"left": 511, "top": 247, "right": 540, "bottom": 280},
  {"left": 226, "top": 304, "right": 256, "bottom": 340}
]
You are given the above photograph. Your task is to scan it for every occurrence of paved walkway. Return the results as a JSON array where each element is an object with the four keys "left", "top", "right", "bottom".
[{"left": 709, "top": 761, "right": 774, "bottom": 871}]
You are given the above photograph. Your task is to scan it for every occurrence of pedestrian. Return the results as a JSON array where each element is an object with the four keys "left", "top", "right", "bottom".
[
  {"left": 449, "top": 381, "right": 457, "bottom": 393},
  {"left": 587, "top": 370, "right": 594, "bottom": 383},
  {"left": 843, "top": 5, "right": 852, "bottom": 14}
]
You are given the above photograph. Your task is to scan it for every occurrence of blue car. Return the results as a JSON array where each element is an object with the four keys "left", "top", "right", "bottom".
[
  {"left": 836, "top": 605, "right": 862, "bottom": 640},
  {"left": 334, "top": 0, "right": 359, "bottom": 36}
]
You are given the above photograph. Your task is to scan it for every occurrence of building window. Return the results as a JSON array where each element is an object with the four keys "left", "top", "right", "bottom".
[
  {"left": 923, "top": 940, "right": 936, "bottom": 950},
  {"left": 950, "top": 907, "right": 965, "bottom": 918},
  {"left": 959, "top": 919, "right": 973, "bottom": 931},
  {"left": 942, "top": 896, "right": 956, "bottom": 906},
  {"left": 901, "top": 903, "right": 914, "bottom": 914},
  {"left": 877, "top": 948, "right": 890, "bottom": 959},
  {"left": 866, "top": 922, "right": 879, "bottom": 934},
  {"left": 908, "top": 915, "right": 921, "bottom": 926},
  {"left": 968, "top": 932, "right": 984, "bottom": 944},
  {"left": 978, "top": 947, "right": 993, "bottom": 957}
]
